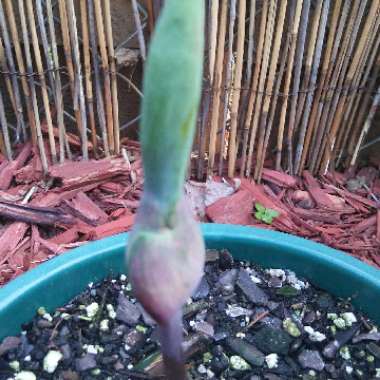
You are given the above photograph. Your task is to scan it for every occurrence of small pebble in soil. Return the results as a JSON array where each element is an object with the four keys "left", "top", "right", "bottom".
[{"left": 1, "top": 249, "right": 379, "bottom": 379}]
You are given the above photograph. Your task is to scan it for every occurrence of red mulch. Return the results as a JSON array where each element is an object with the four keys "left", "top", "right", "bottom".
[
  {"left": 206, "top": 170, "right": 380, "bottom": 268},
  {"left": 0, "top": 141, "right": 379, "bottom": 285}
]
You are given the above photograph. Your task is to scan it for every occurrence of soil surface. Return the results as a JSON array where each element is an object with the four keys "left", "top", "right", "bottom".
[{"left": 1, "top": 250, "right": 380, "bottom": 380}]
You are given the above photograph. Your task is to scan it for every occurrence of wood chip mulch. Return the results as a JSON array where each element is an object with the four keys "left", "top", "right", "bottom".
[{"left": 0, "top": 141, "right": 379, "bottom": 286}]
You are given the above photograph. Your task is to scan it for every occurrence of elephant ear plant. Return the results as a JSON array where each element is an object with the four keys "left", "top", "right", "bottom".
[{"left": 126, "top": 1, "right": 205, "bottom": 379}]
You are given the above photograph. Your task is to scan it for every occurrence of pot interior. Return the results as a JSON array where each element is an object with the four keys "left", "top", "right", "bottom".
[{"left": 0, "top": 224, "right": 379, "bottom": 340}]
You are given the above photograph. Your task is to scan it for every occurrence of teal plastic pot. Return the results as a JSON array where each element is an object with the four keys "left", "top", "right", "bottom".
[{"left": 1, "top": 224, "right": 379, "bottom": 340}]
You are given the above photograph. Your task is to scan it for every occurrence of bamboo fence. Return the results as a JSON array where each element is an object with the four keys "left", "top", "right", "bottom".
[{"left": 0, "top": 0, "right": 379, "bottom": 181}]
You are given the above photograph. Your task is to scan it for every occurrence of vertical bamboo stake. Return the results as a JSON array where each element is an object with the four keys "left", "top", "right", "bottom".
[
  {"left": 294, "top": 0, "right": 330, "bottom": 174},
  {"left": 0, "top": 87, "right": 12, "bottom": 159},
  {"left": 207, "top": 0, "right": 227, "bottom": 173},
  {"left": 294, "top": 0, "right": 324, "bottom": 131},
  {"left": 245, "top": 0, "right": 277, "bottom": 177},
  {"left": 320, "top": 1, "right": 378, "bottom": 173},
  {"left": 0, "top": 37, "right": 16, "bottom": 115},
  {"left": 18, "top": 0, "right": 48, "bottom": 172},
  {"left": 131, "top": 0, "right": 147, "bottom": 61},
  {"left": 36, "top": 0, "right": 66, "bottom": 161},
  {"left": 308, "top": 0, "right": 352, "bottom": 172},
  {"left": 80, "top": 0, "right": 98, "bottom": 157},
  {"left": 342, "top": 51, "right": 380, "bottom": 166},
  {"left": 286, "top": 0, "right": 311, "bottom": 174},
  {"left": 335, "top": 15, "right": 380, "bottom": 166},
  {"left": 241, "top": 0, "right": 269, "bottom": 176},
  {"left": 146, "top": 0, "right": 155, "bottom": 34},
  {"left": 227, "top": 0, "right": 246, "bottom": 177},
  {"left": 218, "top": 0, "right": 237, "bottom": 175},
  {"left": 0, "top": 1, "right": 26, "bottom": 142},
  {"left": 245, "top": 0, "right": 256, "bottom": 86},
  {"left": 238, "top": 0, "right": 256, "bottom": 148},
  {"left": 94, "top": 0, "right": 115, "bottom": 154},
  {"left": 35, "top": 0, "right": 56, "bottom": 102},
  {"left": 209, "top": 0, "right": 219, "bottom": 83},
  {"left": 299, "top": 0, "right": 343, "bottom": 172},
  {"left": 346, "top": 57, "right": 380, "bottom": 164},
  {"left": 275, "top": 0, "right": 303, "bottom": 171},
  {"left": 313, "top": 0, "right": 366, "bottom": 172},
  {"left": 254, "top": 0, "right": 288, "bottom": 180},
  {"left": 88, "top": 0, "right": 110, "bottom": 157},
  {"left": 4, "top": 0, "right": 36, "bottom": 144},
  {"left": 104, "top": 0, "right": 120, "bottom": 155},
  {"left": 46, "top": 0, "right": 71, "bottom": 162},
  {"left": 66, "top": 0, "right": 89, "bottom": 160},
  {"left": 58, "top": 0, "right": 85, "bottom": 149},
  {"left": 350, "top": 84, "right": 380, "bottom": 166},
  {"left": 25, "top": 0, "right": 57, "bottom": 163},
  {"left": 259, "top": 27, "right": 291, "bottom": 180}
]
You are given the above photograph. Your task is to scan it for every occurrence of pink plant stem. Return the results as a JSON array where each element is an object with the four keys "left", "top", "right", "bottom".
[{"left": 159, "top": 311, "right": 187, "bottom": 380}]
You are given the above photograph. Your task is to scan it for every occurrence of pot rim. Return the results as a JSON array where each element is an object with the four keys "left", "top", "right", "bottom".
[{"left": 0, "top": 224, "right": 379, "bottom": 339}]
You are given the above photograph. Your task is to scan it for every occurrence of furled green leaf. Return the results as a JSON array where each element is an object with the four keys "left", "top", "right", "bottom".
[{"left": 140, "top": 0, "right": 205, "bottom": 218}]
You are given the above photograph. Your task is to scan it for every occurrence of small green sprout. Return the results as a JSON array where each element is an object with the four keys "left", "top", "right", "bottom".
[{"left": 254, "top": 203, "right": 280, "bottom": 224}]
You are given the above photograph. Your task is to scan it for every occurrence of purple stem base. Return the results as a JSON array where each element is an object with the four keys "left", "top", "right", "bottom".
[{"left": 159, "top": 312, "right": 188, "bottom": 380}]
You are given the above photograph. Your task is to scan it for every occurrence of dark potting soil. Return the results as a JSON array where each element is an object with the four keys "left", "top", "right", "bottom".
[{"left": 1, "top": 250, "right": 380, "bottom": 380}]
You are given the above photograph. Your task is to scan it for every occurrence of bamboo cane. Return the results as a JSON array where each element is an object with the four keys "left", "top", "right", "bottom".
[
  {"left": 94, "top": 0, "right": 114, "bottom": 154},
  {"left": 240, "top": 0, "right": 269, "bottom": 176},
  {"left": 245, "top": 0, "right": 277, "bottom": 178},
  {"left": 258, "top": 2, "right": 293, "bottom": 181},
  {"left": 66, "top": 0, "right": 89, "bottom": 160},
  {"left": 25, "top": 0, "right": 57, "bottom": 163},
  {"left": 58, "top": 0, "right": 85, "bottom": 150},
  {"left": 4, "top": 0, "right": 37, "bottom": 144},
  {"left": 237, "top": 0, "right": 256, "bottom": 154},
  {"left": 131, "top": 0, "right": 147, "bottom": 61},
  {"left": 294, "top": 0, "right": 324, "bottom": 133},
  {"left": 18, "top": 0, "right": 48, "bottom": 172},
  {"left": 207, "top": 0, "right": 227, "bottom": 173},
  {"left": 350, "top": 83, "right": 380, "bottom": 166},
  {"left": 88, "top": 0, "right": 110, "bottom": 157},
  {"left": 335, "top": 14, "right": 380, "bottom": 167},
  {"left": 104, "top": 0, "right": 120, "bottom": 155},
  {"left": 307, "top": 0, "right": 352, "bottom": 173},
  {"left": 0, "top": 1, "right": 26, "bottom": 142},
  {"left": 298, "top": 0, "right": 343, "bottom": 172},
  {"left": 345, "top": 54, "right": 380, "bottom": 166},
  {"left": 227, "top": 0, "right": 246, "bottom": 177},
  {"left": 35, "top": 1, "right": 56, "bottom": 102},
  {"left": 208, "top": 0, "right": 219, "bottom": 83},
  {"left": 36, "top": 0, "right": 65, "bottom": 162},
  {"left": 285, "top": 0, "right": 311, "bottom": 175},
  {"left": 346, "top": 57, "right": 380, "bottom": 165},
  {"left": 294, "top": 0, "right": 331, "bottom": 175},
  {"left": 245, "top": 0, "right": 256, "bottom": 86},
  {"left": 146, "top": 0, "right": 155, "bottom": 34},
  {"left": 80, "top": 0, "right": 98, "bottom": 157},
  {"left": 0, "top": 87, "right": 12, "bottom": 159},
  {"left": 320, "top": 1, "right": 378, "bottom": 173},
  {"left": 0, "top": 37, "right": 16, "bottom": 116},
  {"left": 45, "top": 0, "right": 71, "bottom": 162},
  {"left": 275, "top": 0, "right": 304, "bottom": 171},
  {"left": 254, "top": 0, "right": 288, "bottom": 180},
  {"left": 218, "top": 0, "right": 237, "bottom": 175},
  {"left": 313, "top": 0, "right": 367, "bottom": 172}
]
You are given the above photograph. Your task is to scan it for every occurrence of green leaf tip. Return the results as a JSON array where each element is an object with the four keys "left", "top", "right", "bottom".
[{"left": 140, "top": 0, "right": 205, "bottom": 215}]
